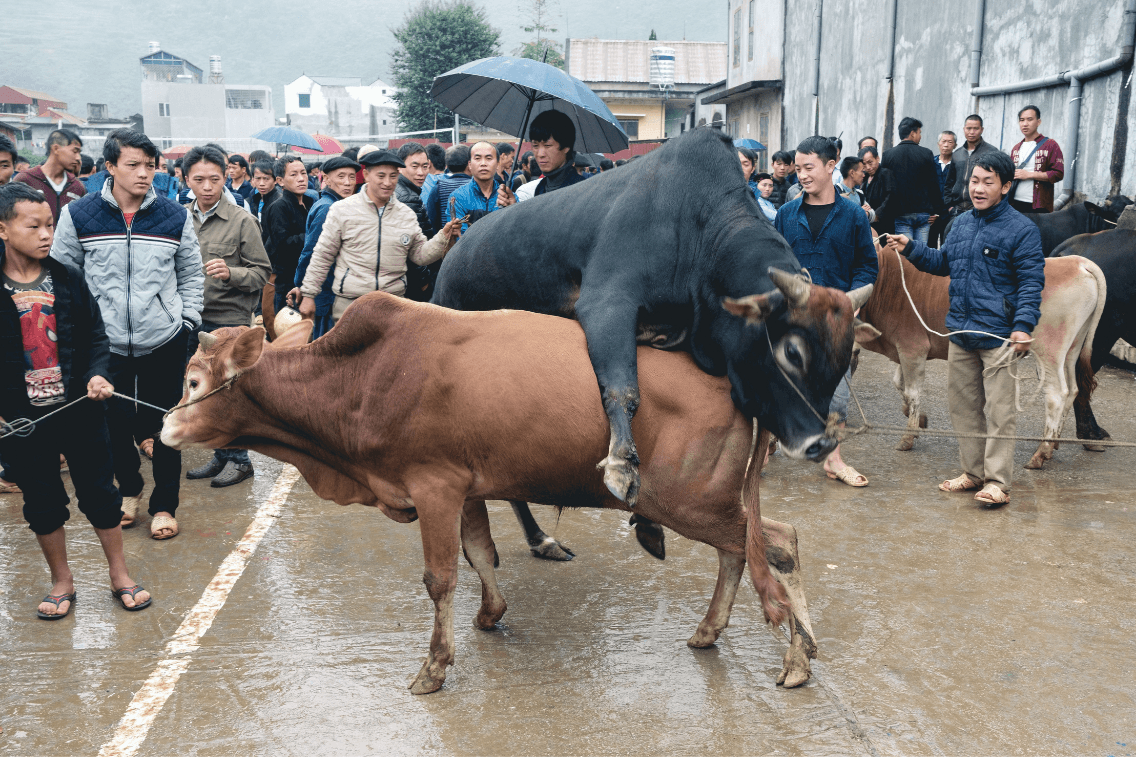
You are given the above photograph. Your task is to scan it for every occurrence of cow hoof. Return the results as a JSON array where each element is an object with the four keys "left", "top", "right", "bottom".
[
  {"left": 776, "top": 642, "right": 813, "bottom": 688},
  {"left": 687, "top": 624, "right": 723, "bottom": 648},
  {"left": 600, "top": 457, "right": 641, "bottom": 507},
  {"left": 409, "top": 660, "right": 447, "bottom": 695},
  {"left": 918, "top": 413, "right": 928, "bottom": 429},
  {"left": 474, "top": 600, "right": 507, "bottom": 630},
  {"left": 530, "top": 536, "right": 575, "bottom": 561},
  {"left": 630, "top": 514, "right": 665, "bottom": 560},
  {"left": 1082, "top": 443, "right": 1107, "bottom": 452},
  {"left": 1024, "top": 455, "right": 1047, "bottom": 470},
  {"left": 896, "top": 436, "right": 915, "bottom": 451}
]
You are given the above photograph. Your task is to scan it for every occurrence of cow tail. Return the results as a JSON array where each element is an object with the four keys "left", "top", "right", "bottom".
[
  {"left": 743, "top": 423, "right": 789, "bottom": 627},
  {"left": 1075, "top": 257, "right": 1107, "bottom": 409}
]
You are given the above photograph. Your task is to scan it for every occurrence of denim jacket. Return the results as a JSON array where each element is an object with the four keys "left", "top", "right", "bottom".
[{"left": 774, "top": 193, "right": 877, "bottom": 291}]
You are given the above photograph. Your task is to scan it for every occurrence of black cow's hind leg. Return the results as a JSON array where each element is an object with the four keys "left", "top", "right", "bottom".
[{"left": 509, "top": 501, "right": 575, "bottom": 561}]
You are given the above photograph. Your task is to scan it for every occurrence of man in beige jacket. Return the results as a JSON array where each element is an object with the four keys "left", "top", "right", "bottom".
[{"left": 298, "top": 150, "right": 462, "bottom": 326}]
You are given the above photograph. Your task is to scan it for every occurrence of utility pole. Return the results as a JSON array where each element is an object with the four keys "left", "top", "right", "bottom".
[{"left": 453, "top": 112, "right": 460, "bottom": 146}]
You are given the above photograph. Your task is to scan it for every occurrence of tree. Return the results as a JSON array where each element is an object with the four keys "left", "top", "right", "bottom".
[
  {"left": 390, "top": 0, "right": 501, "bottom": 133},
  {"left": 649, "top": 29, "right": 657, "bottom": 40},
  {"left": 514, "top": 0, "right": 564, "bottom": 70}
]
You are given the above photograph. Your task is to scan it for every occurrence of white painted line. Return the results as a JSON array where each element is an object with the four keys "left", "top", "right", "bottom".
[{"left": 98, "top": 465, "right": 302, "bottom": 757}]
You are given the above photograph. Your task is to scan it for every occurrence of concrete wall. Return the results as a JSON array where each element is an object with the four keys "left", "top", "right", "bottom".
[
  {"left": 779, "top": 0, "right": 1134, "bottom": 201},
  {"left": 727, "top": 0, "right": 785, "bottom": 88}
]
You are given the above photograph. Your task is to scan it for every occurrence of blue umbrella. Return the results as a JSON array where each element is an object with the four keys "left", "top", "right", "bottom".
[
  {"left": 430, "top": 56, "right": 629, "bottom": 156},
  {"left": 734, "top": 138, "right": 767, "bottom": 151},
  {"left": 251, "top": 126, "right": 322, "bottom": 152}
]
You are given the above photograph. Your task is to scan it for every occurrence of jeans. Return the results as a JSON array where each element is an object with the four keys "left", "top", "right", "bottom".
[
  {"left": 188, "top": 322, "right": 252, "bottom": 467},
  {"left": 894, "top": 213, "right": 931, "bottom": 245},
  {"left": 107, "top": 328, "right": 189, "bottom": 517},
  {"left": 830, "top": 368, "right": 852, "bottom": 423}
]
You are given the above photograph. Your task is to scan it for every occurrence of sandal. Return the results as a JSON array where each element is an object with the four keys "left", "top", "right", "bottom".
[
  {"left": 111, "top": 585, "right": 152, "bottom": 611},
  {"left": 975, "top": 483, "right": 1010, "bottom": 506},
  {"left": 0, "top": 477, "right": 21, "bottom": 494},
  {"left": 120, "top": 486, "right": 146, "bottom": 530},
  {"left": 37, "top": 591, "right": 76, "bottom": 620},
  {"left": 826, "top": 463, "right": 869, "bottom": 487},
  {"left": 151, "top": 514, "right": 179, "bottom": 540},
  {"left": 939, "top": 474, "right": 980, "bottom": 493},
  {"left": 139, "top": 438, "right": 155, "bottom": 460}
]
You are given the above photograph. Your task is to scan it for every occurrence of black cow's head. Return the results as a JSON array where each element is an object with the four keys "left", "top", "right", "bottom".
[
  {"left": 1085, "top": 195, "right": 1134, "bottom": 231},
  {"left": 721, "top": 268, "right": 874, "bottom": 461}
]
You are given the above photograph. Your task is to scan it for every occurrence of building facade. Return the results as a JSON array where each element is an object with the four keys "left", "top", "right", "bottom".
[{"left": 284, "top": 75, "right": 398, "bottom": 141}]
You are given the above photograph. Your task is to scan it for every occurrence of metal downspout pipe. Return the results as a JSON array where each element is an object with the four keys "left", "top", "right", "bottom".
[
  {"left": 969, "top": 0, "right": 986, "bottom": 89},
  {"left": 811, "top": 0, "right": 823, "bottom": 135},
  {"left": 970, "top": 0, "right": 1136, "bottom": 209}
]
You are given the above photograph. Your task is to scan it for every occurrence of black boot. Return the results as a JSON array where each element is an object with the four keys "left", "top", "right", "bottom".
[
  {"left": 211, "top": 461, "right": 254, "bottom": 487},
  {"left": 186, "top": 456, "right": 226, "bottom": 480}
]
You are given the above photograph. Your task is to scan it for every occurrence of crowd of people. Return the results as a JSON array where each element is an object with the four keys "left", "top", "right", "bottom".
[{"left": 0, "top": 100, "right": 1059, "bottom": 618}]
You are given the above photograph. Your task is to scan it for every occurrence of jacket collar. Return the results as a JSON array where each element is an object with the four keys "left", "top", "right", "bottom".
[
  {"left": 321, "top": 186, "right": 345, "bottom": 201},
  {"left": 976, "top": 196, "right": 1012, "bottom": 220},
  {"left": 194, "top": 194, "right": 237, "bottom": 222},
  {"left": 397, "top": 174, "right": 421, "bottom": 196},
  {"left": 100, "top": 178, "right": 158, "bottom": 212}
]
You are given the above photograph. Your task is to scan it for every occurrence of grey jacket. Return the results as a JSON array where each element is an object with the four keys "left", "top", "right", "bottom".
[
  {"left": 51, "top": 180, "right": 204, "bottom": 356},
  {"left": 950, "top": 138, "right": 1001, "bottom": 207}
]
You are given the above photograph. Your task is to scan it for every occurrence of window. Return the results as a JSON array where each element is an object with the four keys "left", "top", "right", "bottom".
[
  {"left": 733, "top": 8, "right": 741, "bottom": 66},
  {"left": 759, "top": 112, "right": 769, "bottom": 169},
  {"left": 748, "top": 1, "right": 755, "bottom": 61},
  {"left": 729, "top": 120, "right": 740, "bottom": 138},
  {"left": 298, "top": 93, "right": 311, "bottom": 109},
  {"left": 382, "top": 119, "right": 387, "bottom": 125},
  {"left": 618, "top": 119, "right": 639, "bottom": 138},
  {"left": 158, "top": 103, "right": 170, "bottom": 117},
  {"left": 226, "top": 90, "right": 267, "bottom": 109},
  {"left": 381, "top": 89, "right": 386, "bottom": 94}
]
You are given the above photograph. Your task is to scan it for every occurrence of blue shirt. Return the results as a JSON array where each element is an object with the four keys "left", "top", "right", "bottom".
[
  {"left": 449, "top": 177, "right": 499, "bottom": 233},
  {"left": 774, "top": 193, "right": 877, "bottom": 291},
  {"left": 422, "top": 173, "right": 472, "bottom": 231}
]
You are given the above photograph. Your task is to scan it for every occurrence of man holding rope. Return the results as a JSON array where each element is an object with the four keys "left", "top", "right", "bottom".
[{"left": 886, "top": 151, "right": 1044, "bottom": 505}]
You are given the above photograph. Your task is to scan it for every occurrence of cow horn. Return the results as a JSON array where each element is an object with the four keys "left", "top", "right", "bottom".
[
  {"left": 847, "top": 283, "right": 874, "bottom": 311},
  {"left": 197, "top": 332, "right": 219, "bottom": 351},
  {"left": 767, "top": 267, "right": 810, "bottom": 309}
]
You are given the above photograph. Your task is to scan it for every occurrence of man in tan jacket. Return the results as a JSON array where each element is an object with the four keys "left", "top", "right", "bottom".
[{"left": 298, "top": 150, "right": 462, "bottom": 326}]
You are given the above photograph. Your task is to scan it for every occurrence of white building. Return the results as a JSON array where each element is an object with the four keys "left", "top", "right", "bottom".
[
  {"left": 139, "top": 44, "right": 276, "bottom": 153},
  {"left": 284, "top": 75, "right": 398, "bottom": 142}
]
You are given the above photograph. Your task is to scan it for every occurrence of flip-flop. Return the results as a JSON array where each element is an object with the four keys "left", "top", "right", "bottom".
[
  {"left": 939, "top": 474, "right": 980, "bottom": 492},
  {"left": 37, "top": 592, "right": 76, "bottom": 620},
  {"left": 151, "top": 514, "right": 178, "bottom": 540},
  {"left": 826, "top": 463, "right": 869, "bottom": 487},
  {"left": 111, "top": 585, "right": 152, "bottom": 611}
]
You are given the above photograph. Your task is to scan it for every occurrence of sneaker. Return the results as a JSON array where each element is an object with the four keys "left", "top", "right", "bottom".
[
  {"left": 211, "top": 461, "right": 254, "bottom": 488},
  {"left": 187, "top": 457, "right": 226, "bottom": 480}
]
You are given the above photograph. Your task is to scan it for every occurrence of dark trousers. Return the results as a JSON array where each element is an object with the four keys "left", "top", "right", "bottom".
[
  {"left": 107, "top": 328, "right": 188, "bottom": 517},
  {"left": 3, "top": 403, "right": 123, "bottom": 535},
  {"left": 1010, "top": 199, "right": 1046, "bottom": 214},
  {"left": 928, "top": 213, "right": 951, "bottom": 248},
  {"left": 188, "top": 322, "right": 251, "bottom": 467}
]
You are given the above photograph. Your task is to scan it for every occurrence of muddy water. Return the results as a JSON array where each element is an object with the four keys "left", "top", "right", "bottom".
[{"left": 2, "top": 352, "right": 1135, "bottom": 756}]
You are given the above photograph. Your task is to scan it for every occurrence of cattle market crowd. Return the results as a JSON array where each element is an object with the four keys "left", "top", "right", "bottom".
[{"left": 0, "top": 98, "right": 1125, "bottom": 629}]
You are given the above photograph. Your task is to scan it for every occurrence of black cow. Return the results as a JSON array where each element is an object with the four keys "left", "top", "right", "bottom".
[
  {"left": 432, "top": 128, "right": 873, "bottom": 557},
  {"left": 1055, "top": 229, "right": 1136, "bottom": 444}
]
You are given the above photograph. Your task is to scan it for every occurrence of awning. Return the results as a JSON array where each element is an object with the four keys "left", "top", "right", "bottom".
[{"left": 700, "top": 79, "right": 781, "bottom": 105}]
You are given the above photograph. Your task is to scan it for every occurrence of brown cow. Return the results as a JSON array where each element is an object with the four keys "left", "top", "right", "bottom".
[
  {"left": 159, "top": 288, "right": 859, "bottom": 693},
  {"left": 857, "top": 247, "right": 1106, "bottom": 468}
]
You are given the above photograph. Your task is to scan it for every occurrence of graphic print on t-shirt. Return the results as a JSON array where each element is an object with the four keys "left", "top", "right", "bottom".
[{"left": 4, "top": 272, "right": 65, "bottom": 406}]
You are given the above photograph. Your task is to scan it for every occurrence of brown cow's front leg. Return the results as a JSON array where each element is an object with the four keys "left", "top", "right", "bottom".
[
  {"left": 762, "top": 518, "right": 817, "bottom": 688},
  {"left": 462, "top": 500, "right": 507, "bottom": 629},
  {"left": 410, "top": 492, "right": 464, "bottom": 695},
  {"left": 688, "top": 549, "right": 745, "bottom": 648}
]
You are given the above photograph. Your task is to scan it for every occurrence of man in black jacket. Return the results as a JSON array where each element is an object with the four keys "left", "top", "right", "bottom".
[
  {"left": 0, "top": 183, "right": 151, "bottom": 617},
  {"left": 263, "top": 157, "right": 314, "bottom": 314},
  {"left": 860, "top": 145, "right": 897, "bottom": 234},
  {"left": 395, "top": 142, "right": 438, "bottom": 301},
  {"left": 881, "top": 117, "right": 946, "bottom": 245},
  {"left": 248, "top": 160, "right": 281, "bottom": 222},
  {"left": 950, "top": 114, "right": 1001, "bottom": 213}
]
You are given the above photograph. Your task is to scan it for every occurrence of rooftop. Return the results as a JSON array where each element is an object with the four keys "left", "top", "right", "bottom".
[{"left": 568, "top": 39, "right": 728, "bottom": 86}]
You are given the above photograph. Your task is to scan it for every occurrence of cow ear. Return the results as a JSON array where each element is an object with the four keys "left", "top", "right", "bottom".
[
  {"left": 269, "top": 320, "right": 314, "bottom": 350},
  {"left": 854, "top": 319, "right": 882, "bottom": 344},
  {"left": 225, "top": 326, "right": 267, "bottom": 378},
  {"left": 723, "top": 294, "right": 775, "bottom": 323},
  {"left": 1085, "top": 202, "right": 1102, "bottom": 215}
]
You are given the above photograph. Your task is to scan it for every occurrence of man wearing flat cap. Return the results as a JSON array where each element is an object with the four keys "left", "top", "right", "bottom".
[{"left": 298, "top": 150, "right": 463, "bottom": 327}]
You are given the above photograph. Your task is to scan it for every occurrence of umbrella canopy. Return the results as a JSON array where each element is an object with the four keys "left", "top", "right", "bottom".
[
  {"left": 162, "top": 144, "right": 195, "bottom": 159},
  {"left": 734, "top": 138, "right": 767, "bottom": 151},
  {"left": 250, "top": 126, "right": 322, "bottom": 151},
  {"left": 294, "top": 134, "right": 345, "bottom": 155},
  {"left": 430, "top": 56, "right": 629, "bottom": 154}
]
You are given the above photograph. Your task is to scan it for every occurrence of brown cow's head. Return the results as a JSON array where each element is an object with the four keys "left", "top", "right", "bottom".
[
  {"left": 160, "top": 322, "right": 314, "bottom": 450},
  {"left": 721, "top": 268, "right": 875, "bottom": 461}
]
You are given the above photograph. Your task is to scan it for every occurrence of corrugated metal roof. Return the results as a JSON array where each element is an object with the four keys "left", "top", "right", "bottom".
[
  {"left": 6, "top": 86, "right": 66, "bottom": 105},
  {"left": 568, "top": 39, "right": 727, "bottom": 85}
]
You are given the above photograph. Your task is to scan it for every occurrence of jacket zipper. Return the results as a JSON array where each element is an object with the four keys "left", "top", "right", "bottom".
[
  {"left": 125, "top": 213, "right": 134, "bottom": 355},
  {"left": 374, "top": 206, "right": 383, "bottom": 290},
  {"left": 156, "top": 292, "right": 174, "bottom": 322},
  {"left": 338, "top": 266, "right": 351, "bottom": 294}
]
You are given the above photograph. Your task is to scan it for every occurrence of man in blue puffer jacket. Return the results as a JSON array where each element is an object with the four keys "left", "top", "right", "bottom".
[{"left": 888, "top": 150, "right": 1044, "bottom": 506}]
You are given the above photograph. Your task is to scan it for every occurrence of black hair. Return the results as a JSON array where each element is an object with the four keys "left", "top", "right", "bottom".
[
  {"left": 753, "top": 172, "right": 772, "bottom": 182},
  {"left": 829, "top": 137, "right": 843, "bottom": 154},
  {"left": 15, "top": 156, "right": 30, "bottom": 166},
  {"left": 172, "top": 158, "right": 181, "bottom": 169},
  {"left": 445, "top": 144, "right": 470, "bottom": 172},
  {"left": 227, "top": 154, "right": 249, "bottom": 172},
  {"left": 615, "top": 158, "right": 627, "bottom": 166},
  {"left": 972, "top": 150, "right": 1015, "bottom": 186},
  {"left": 424, "top": 143, "right": 446, "bottom": 171},
  {"left": 274, "top": 156, "right": 305, "bottom": 178},
  {"left": 341, "top": 147, "right": 360, "bottom": 161},
  {"left": 1018, "top": 104, "right": 1041, "bottom": 120},
  {"left": 529, "top": 110, "right": 576, "bottom": 152},
  {"left": 856, "top": 136, "right": 876, "bottom": 149},
  {"left": 495, "top": 142, "right": 515, "bottom": 157},
  {"left": 251, "top": 160, "right": 275, "bottom": 178},
  {"left": 96, "top": 157, "right": 107, "bottom": 172},
  {"left": 796, "top": 135, "right": 838, "bottom": 164},
  {"left": 839, "top": 156, "right": 862, "bottom": 179},
  {"left": 0, "top": 135, "right": 17, "bottom": 164},
  {"left": 898, "top": 117, "right": 922, "bottom": 140},
  {"left": 737, "top": 146, "right": 758, "bottom": 163},
  {"left": 46, "top": 129, "right": 82, "bottom": 156},
  {"left": 249, "top": 149, "right": 274, "bottom": 165},
  {"left": 397, "top": 141, "right": 427, "bottom": 161},
  {"left": 182, "top": 146, "right": 228, "bottom": 178},
  {"left": 599, "top": 158, "right": 614, "bottom": 171},
  {"left": 858, "top": 145, "right": 880, "bottom": 160},
  {"left": 965, "top": 113, "right": 983, "bottom": 126},
  {"left": 0, "top": 182, "right": 48, "bottom": 223},
  {"left": 203, "top": 142, "right": 228, "bottom": 158},
  {"left": 771, "top": 150, "right": 794, "bottom": 164},
  {"left": 308, "top": 161, "right": 322, "bottom": 172},
  {"left": 80, "top": 154, "right": 95, "bottom": 175},
  {"left": 102, "top": 129, "right": 159, "bottom": 166}
]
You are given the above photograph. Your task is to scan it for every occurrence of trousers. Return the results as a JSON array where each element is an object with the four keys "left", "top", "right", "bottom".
[{"left": 947, "top": 341, "right": 1019, "bottom": 489}]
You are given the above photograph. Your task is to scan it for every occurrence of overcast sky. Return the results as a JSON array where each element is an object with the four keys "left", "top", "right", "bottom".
[{"left": 7, "top": 0, "right": 725, "bottom": 121}]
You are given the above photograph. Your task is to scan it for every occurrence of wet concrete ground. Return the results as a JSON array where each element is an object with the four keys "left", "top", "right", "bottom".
[{"left": 2, "top": 350, "right": 1135, "bottom": 756}]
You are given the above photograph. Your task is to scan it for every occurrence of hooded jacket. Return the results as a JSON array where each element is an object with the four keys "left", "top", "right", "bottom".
[
  {"left": 904, "top": 198, "right": 1044, "bottom": 351},
  {"left": 50, "top": 179, "right": 204, "bottom": 356}
]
